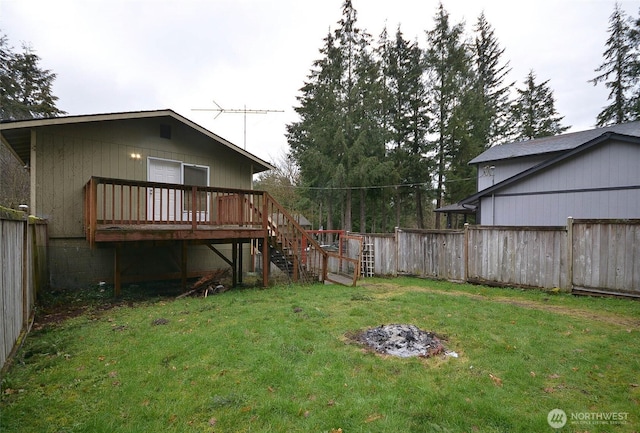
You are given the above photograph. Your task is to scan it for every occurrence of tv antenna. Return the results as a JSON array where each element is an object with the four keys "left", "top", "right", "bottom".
[{"left": 192, "top": 100, "right": 284, "bottom": 149}]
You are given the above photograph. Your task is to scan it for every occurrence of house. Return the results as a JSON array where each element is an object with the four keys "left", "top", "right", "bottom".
[
  {"left": 453, "top": 122, "right": 640, "bottom": 226},
  {"left": 0, "top": 109, "right": 328, "bottom": 292}
]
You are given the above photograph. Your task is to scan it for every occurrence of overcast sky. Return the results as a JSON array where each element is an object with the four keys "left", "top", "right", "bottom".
[{"left": 1, "top": 0, "right": 638, "bottom": 163}]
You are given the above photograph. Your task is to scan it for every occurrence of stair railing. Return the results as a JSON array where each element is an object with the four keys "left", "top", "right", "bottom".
[{"left": 259, "top": 193, "right": 328, "bottom": 283}]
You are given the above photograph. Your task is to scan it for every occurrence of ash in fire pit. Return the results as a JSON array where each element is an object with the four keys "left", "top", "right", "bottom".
[{"left": 355, "top": 324, "right": 444, "bottom": 358}]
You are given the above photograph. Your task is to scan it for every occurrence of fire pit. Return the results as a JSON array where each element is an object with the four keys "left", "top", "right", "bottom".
[{"left": 352, "top": 324, "right": 445, "bottom": 358}]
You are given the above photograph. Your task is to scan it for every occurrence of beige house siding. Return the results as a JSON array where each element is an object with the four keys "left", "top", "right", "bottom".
[
  {"left": 35, "top": 118, "right": 253, "bottom": 238},
  {"left": 2, "top": 110, "right": 271, "bottom": 290}
]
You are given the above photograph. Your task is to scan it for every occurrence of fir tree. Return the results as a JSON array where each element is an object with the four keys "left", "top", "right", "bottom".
[
  {"left": 626, "top": 7, "right": 640, "bottom": 119},
  {"left": 0, "top": 34, "right": 66, "bottom": 120},
  {"left": 470, "top": 12, "right": 513, "bottom": 147},
  {"left": 424, "top": 3, "right": 472, "bottom": 228},
  {"left": 379, "top": 26, "right": 431, "bottom": 228},
  {"left": 511, "top": 71, "right": 570, "bottom": 140},
  {"left": 287, "top": 30, "right": 343, "bottom": 230},
  {"left": 288, "top": 0, "right": 387, "bottom": 232},
  {"left": 591, "top": 3, "right": 638, "bottom": 126}
]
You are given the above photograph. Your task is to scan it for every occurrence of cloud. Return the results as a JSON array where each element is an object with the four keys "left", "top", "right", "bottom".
[{"left": 1, "top": 0, "right": 638, "bottom": 160}]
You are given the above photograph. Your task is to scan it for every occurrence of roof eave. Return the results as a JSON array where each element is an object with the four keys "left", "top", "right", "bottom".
[
  {"left": 0, "top": 109, "right": 276, "bottom": 173},
  {"left": 461, "top": 132, "right": 640, "bottom": 205}
]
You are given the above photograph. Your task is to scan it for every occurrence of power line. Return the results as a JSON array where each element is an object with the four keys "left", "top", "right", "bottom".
[{"left": 262, "top": 177, "right": 474, "bottom": 191}]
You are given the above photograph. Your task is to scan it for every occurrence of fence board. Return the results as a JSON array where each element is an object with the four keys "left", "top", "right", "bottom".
[
  {"left": 358, "top": 220, "right": 637, "bottom": 296},
  {"left": 360, "top": 234, "right": 396, "bottom": 276},
  {"left": 572, "top": 220, "right": 640, "bottom": 295},
  {"left": 467, "top": 226, "right": 568, "bottom": 289},
  {"left": 1, "top": 219, "right": 24, "bottom": 371},
  {"left": 395, "top": 229, "right": 465, "bottom": 281},
  {"left": 1, "top": 216, "right": 48, "bottom": 373}
]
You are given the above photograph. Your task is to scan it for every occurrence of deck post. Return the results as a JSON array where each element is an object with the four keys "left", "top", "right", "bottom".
[
  {"left": 262, "top": 195, "right": 269, "bottom": 287},
  {"left": 262, "top": 237, "right": 269, "bottom": 287},
  {"left": 89, "top": 178, "right": 97, "bottom": 247},
  {"left": 293, "top": 254, "right": 299, "bottom": 282},
  {"left": 114, "top": 244, "right": 121, "bottom": 296},
  {"left": 181, "top": 241, "right": 188, "bottom": 291},
  {"left": 566, "top": 217, "right": 574, "bottom": 291},
  {"left": 232, "top": 241, "right": 238, "bottom": 287},
  {"left": 238, "top": 241, "right": 243, "bottom": 284}
]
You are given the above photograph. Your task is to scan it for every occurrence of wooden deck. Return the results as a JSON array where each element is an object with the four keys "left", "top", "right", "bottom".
[
  {"left": 83, "top": 177, "right": 329, "bottom": 294},
  {"left": 94, "top": 223, "right": 267, "bottom": 242}
]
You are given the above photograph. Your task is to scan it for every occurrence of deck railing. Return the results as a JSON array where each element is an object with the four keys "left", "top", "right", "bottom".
[
  {"left": 262, "top": 193, "right": 328, "bottom": 283},
  {"left": 84, "top": 176, "right": 264, "bottom": 232},
  {"left": 84, "top": 176, "right": 327, "bottom": 283}
]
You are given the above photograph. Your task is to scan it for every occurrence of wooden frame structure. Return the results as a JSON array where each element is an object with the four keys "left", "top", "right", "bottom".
[{"left": 84, "top": 177, "right": 328, "bottom": 294}]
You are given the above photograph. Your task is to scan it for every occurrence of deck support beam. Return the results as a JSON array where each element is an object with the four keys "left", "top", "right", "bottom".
[
  {"left": 262, "top": 236, "right": 269, "bottom": 287},
  {"left": 181, "top": 241, "right": 188, "bottom": 291},
  {"left": 231, "top": 241, "right": 237, "bottom": 287},
  {"left": 237, "top": 241, "right": 243, "bottom": 285},
  {"left": 114, "top": 245, "right": 121, "bottom": 296}
]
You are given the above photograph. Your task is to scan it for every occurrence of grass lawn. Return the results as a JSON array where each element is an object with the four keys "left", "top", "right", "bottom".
[{"left": 1, "top": 277, "right": 639, "bottom": 432}]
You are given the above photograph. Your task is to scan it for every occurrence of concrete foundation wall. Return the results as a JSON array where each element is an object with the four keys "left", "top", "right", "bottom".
[{"left": 48, "top": 238, "right": 251, "bottom": 289}]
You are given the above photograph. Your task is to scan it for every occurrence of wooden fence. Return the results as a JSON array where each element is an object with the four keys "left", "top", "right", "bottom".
[
  {"left": 1, "top": 211, "right": 48, "bottom": 373},
  {"left": 570, "top": 219, "right": 640, "bottom": 296},
  {"left": 357, "top": 219, "right": 639, "bottom": 297}
]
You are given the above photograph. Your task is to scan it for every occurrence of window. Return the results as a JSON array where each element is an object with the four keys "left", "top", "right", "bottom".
[{"left": 183, "top": 164, "right": 209, "bottom": 213}]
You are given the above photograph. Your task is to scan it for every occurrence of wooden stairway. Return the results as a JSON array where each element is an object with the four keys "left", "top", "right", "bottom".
[
  {"left": 257, "top": 237, "right": 319, "bottom": 283},
  {"left": 255, "top": 193, "right": 327, "bottom": 284}
]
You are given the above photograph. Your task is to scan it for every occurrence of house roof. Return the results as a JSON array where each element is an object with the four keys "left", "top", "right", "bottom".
[
  {"left": 468, "top": 121, "right": 640, "bottom": 165},
  {"left": 460, "top": 132, "right": 640, "bottom": 206},
  {"left": 0, "top": 109, "right": 275, "bottom": 173},
  {"left": 433, "top": 203, "right": 476, "bottom": 214}
]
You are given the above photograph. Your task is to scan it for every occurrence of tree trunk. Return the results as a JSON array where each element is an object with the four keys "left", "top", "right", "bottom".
[
  {"left": 435, "top": 135, "right": 445, "bottom": 229},
  {"left": 344, "top": 189, "right": 352, "bottom": 232},
  {"left": 415, "top": 186, "right": 424, "bottom": 229},
  {"left": 395, "top": 188, "right": 401, "bottom": 229},
  {"left": 326, "top": 197, "right": 333, "bottom": 231},
  {"left": 359, "top": 189, "right": 366, "bottom": 233}
]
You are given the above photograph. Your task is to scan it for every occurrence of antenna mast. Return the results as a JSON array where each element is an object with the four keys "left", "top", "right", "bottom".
[{"left": 192, "top": 100, "right": 284, "bottom": 149}]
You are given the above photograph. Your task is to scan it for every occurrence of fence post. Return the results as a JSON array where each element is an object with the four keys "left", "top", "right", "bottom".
[
  {"left": 394, "top": 227, "right": 399, "bottom": 277},
  {"left": 566, "top": 217, "right": 574, "bottom": 292},
  {"left": 464, "top": 223, "right": 469, "bottom": 283},
  {"left": 22, "top": 216, "right": 29, "bottom": 325}
]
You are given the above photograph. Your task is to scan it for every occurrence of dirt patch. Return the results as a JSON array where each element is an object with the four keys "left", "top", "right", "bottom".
[
  {"left": 350, "top": 324, "right": 445, "bottom": 358},
  {"left": 32, "top": 306, "right": 89, "bottom": 330},
  {"left": 32, "top": 282, "right": 184, "bottom": 330}
]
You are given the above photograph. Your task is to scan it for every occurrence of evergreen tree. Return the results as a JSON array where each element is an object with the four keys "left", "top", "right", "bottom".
[
  {"left": 0, "top": 34, "right": 17, "bottom": 118},
  {"left": 332, "top": 0, "right": 366, "bottom": 232},
  {"left": 510, "top": 70, "right": 570, "bottom": 140},
  {"left": 424, "top": 3, "right": 472, "bottom": 228},
  {"left": 433, "top": 12, "right": 515, "bottom": 215},
  {"left": 348, "top": 35, "right": 392, "bottom": 233},
  {"left": 379, "top": 26, "right": 431, "bottom": 228},
  {"left": 470, "top": 12, "right": 513, "bottom": 147},
  {"left": 446, "top": 79, "right": 484, "bottom": 204},
  {"left": 287, "top": 29, "right": 343, "bottom": 230},
  {"left": 288, "top": 0, "right": 389, "bottom": 233},
  {"left": 591, "top": 3, "right": 638, "bottom": 126},
  {"left": 0, "top": 33, "right": 66, "bottom": 120},
  {"left": 626, "top": 7, "right": 640, "bottom": 119}
]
